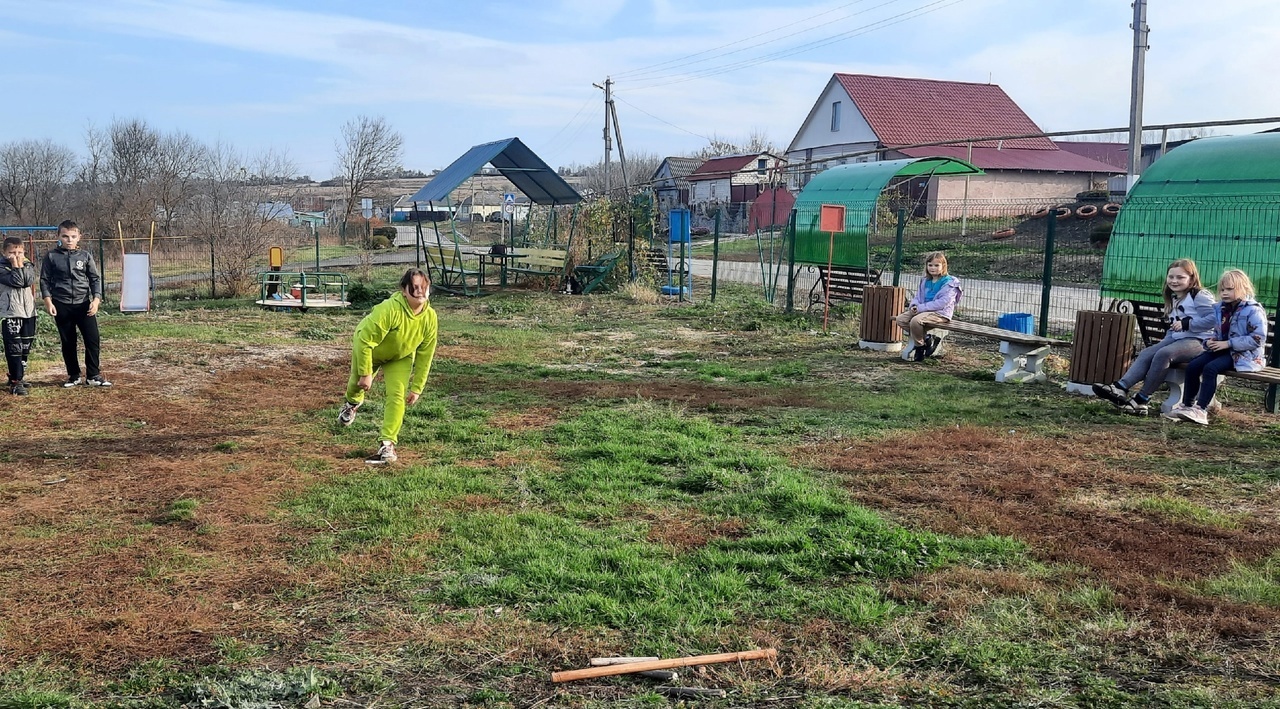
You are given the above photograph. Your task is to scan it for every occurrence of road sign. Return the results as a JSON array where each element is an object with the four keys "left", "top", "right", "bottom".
[
  {"left": 503, "top": 193, "right": 515, "bottom": 205},
  {"left": 360, "top": 197, "right": 373, "bottom": 219}
]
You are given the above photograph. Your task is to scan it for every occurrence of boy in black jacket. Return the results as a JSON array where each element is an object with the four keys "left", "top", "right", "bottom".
[{"left": 40, "top": 220, "right": 111, "bottom": 387}]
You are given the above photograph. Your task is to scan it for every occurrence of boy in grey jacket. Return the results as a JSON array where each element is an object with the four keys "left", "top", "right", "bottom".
[
  {"left": 40, "top": 220, "right": 111, "bottom": 387},
  {"left": 1, "top": 236, "right": 38, "bottom": 395}
]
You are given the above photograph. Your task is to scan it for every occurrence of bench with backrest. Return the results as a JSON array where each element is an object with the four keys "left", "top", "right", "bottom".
[
  {"left": 807, "top": 266, "right": 882, "bottom": 310},
  {"left": 572, "top": 250, "right": 623, "bottom": 294},
  {"left": 1129, "top": 299, "right": 1279, "bottom": 413},
  {"left": 422, "top": 244, "right": 482, "bottom": 296},
  {"left": 904, "top": 320, "right": 1070, "bottom": 384},
  {"left": 508, "top": 247, "right": 570, "bottom": 284}
]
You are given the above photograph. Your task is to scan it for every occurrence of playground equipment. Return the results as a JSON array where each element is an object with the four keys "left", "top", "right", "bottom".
[
  {"left": 117, "top": 222, "right": 154, "bottom": 312},
  {"left": 255, "top": 246, "right": 350, "bottom": 310},
  {"left": 660, "top": 208, "right": 691, "bottom": 298}
]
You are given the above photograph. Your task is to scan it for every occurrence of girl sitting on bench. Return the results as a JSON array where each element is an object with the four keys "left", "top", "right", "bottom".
[
  {"left": 1164, "top": 269, "right": 1269, "bottom": 426},
  {"left": 1093, "top": 258, "right": 1216, "bottom": 416},
  {"left": 895, "top": 251, "right": 962, "bottom": 362}
]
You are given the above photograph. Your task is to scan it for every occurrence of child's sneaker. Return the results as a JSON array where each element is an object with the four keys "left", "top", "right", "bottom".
[
  {"left": 1161, "top": 403, "right": 1187, "bottom": 421},
  {"left": 923, "top": 334, "right": 941, "bottom": 357},
  {"left": 87, "top": 375, "right": 112, "bottom": 387},
  {"left": 9, "top": 381, "right": 27, "bottom": 396},
  {"left": 1118, "top": 399, "right": 1149, "bottom": 416},
  {"left": 1180, "top": 405, "right": 1209, "bottom": 426},
  {"left": 63, "top": 376, "right": 84, "bottom": 388},
  {"left": 365, "top": 440, "right": 397, "bottom": 465},
  {"left": 1091, "top": 382, "right": 1129, "bottom": 407},
  {"left": 337, "top": 400, "right": 361, "bottom": 426}
]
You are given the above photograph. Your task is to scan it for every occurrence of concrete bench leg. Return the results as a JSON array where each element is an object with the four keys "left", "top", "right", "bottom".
[
  {"left": 1159, "top": 369, "right": 1223, "bottom": 414},
  {"left": 995, "top": 342, "right": 1050, "bottom": 383}
]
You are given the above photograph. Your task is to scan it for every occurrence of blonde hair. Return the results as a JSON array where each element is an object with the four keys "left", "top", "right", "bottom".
[
  {"left": 1217, "top": 269, "right": 1256, "bottom": 299},
  {"left": 1163, "top": 258, "right": 1204, "bottom": 313},
  {"left": 923, "top": 251, "right": 949, "bottom": 278}
]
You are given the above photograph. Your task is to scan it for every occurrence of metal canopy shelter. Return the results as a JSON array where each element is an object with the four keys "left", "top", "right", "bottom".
[
  {"left": 792, "top": 157, "right": 982, "bottom": 267},
  {"left": 1102, "top": 133, "right": 1280, "bottom": 309},
  {"left": 409, "top": 137, "right": 582, "bottom": 206}
]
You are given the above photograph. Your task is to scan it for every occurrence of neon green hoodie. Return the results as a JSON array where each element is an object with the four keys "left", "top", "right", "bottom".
[{"left": 351, "top": 291, "right": 438, "bottom": 393}]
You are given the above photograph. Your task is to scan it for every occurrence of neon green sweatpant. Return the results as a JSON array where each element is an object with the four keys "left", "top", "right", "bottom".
[{"left": 345, "top": 355, "right": 414, "bottom": 444}]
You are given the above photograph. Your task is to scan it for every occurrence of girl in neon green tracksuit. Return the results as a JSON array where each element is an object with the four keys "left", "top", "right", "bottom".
[{"left": 337, "top": 269, "right": 438, "bottom": 464}]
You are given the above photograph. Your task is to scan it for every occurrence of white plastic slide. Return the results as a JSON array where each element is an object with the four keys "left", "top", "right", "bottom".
[{"left": 120, "top": 252, "right": 151, "bottom": 312}]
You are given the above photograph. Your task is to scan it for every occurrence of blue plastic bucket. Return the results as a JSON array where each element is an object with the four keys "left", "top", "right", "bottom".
[{"left": 998, "top": 312, "right": 1035, "bottom": 334}]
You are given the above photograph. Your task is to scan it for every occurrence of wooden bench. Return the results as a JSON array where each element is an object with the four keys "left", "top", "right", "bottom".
[
  {"left": 904, "top": 320, "right": 1069, "bottom": 384},
  {"left": 572, "top": 250, "right": 623, "bottom": 294},
  {"left": 807, "top": 266, "right": 882, "bottom": 310},
  {"left": 1127, "top": 299, "right": 1279, "bottom": 413},
  {"left": 508, "top": 247, "right": 570, "bottom": 283}
]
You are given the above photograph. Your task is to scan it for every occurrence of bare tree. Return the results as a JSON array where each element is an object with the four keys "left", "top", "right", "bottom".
[
  {"left": 334, "top": 115, "right": 403, "bottom": 224},
  {"left": 187, "top": 143, "right": 303, "bottom": 296},
  {"left": 153, "top": 131, "right": 205, "bottom": 236},
  {"left": 0, "top": 139, "right": 77, "bottom": 225},
  {"left": 572, "top": 151, "right": 664, "bottom": 198},
  {"left": 687, "top": 131, "right": 777, "bottom": 160},
  {"left": 108, "top": 118, "right": 161, "bottom": 235}
]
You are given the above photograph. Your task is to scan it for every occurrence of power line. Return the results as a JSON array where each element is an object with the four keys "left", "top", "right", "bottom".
[
  {"left": 621, "top": 0, "right": 966, "bottom": 92},
  {"left": 611, "top": 0, "right": 889, "bottom": 81},
  {"left": 613, "top": 96, "right": 713, "bottom": 142}
]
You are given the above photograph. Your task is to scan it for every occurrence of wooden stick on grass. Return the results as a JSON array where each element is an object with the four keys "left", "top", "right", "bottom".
[{"left": 552, "top": 648, "right": 777, "bottom": 683}]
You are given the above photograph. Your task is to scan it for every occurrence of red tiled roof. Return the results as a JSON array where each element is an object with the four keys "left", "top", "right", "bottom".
[
  {"left": 836, "top": 74, "right": 1054, "bottom": 150},
  {"left": 687, "top": 154, "right": 760, "bottom": 181},
  {"left": 897, "top": 146, "right": 1120, "bottom": 173},
  {"left": 1053, "top": 141, "right": 1129, "bottom": 170}
]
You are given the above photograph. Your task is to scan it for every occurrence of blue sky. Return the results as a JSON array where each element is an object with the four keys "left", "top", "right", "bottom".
[{"left": 2, "top": 0, "right": 1277, "bottom": 178}]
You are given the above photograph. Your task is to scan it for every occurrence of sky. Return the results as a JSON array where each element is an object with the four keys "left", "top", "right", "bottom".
[{"left": 2, "top": 0, "right": 1278, "bottom": 179}]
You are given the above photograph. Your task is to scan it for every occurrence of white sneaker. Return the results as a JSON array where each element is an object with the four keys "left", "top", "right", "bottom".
[
  {"left": 63, "top": 376, "right": 84, "bottom": 388},
  {"left": 1182, "top": 405, "right": 1209, "bottom": 426},
  {"left": 1161, "top": 402, "right": 1188, "bottom": 420},
  {"left": 337, "top": 400, "right": 361, "bottom": 426},
  {"left": 365, "top": 440, "right": 397, "bottom": 465},
  {"left": 87, "top": 375, "right": 112, "bottom": 387}
]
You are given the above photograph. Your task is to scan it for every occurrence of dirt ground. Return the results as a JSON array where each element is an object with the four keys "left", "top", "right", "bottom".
[
  {"left": 1, "top": 343, "right": 1276, "bottom": 678},
  {"left": 802, "top": 426, "right": 1280, "bottom": 637}
]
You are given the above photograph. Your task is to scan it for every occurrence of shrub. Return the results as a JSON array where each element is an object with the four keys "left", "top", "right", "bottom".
[
  {"left": 373, "top": 226, "right": 398, "bottom": 238},
  {"left": 368, "top": 234, "right": 392, "bottom": 250},
  {"left": 1076, "top": 189, "right": 1109, "bottom": 202},
  {"left": 1089, "top": 222, "right": 1113, "bottom": 248}
]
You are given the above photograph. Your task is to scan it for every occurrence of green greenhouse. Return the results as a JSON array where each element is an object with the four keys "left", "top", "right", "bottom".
[
  {"left": 1101, "top": 133, "right": 1280, "bottom": 310},
  {"left": 791, "top": 158, "right": 983, "bottom": 268}
]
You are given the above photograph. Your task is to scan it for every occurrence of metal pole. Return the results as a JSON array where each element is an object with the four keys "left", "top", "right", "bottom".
[
  {"left": 784, "top": 209, "right": 797, "bottom": 313},
  {"left": 1126, "top": 0, "right": 1149, "bottom": 191},
  {"left": 960, "top": 141, "right": 972, "bottom": 236},
  {"left": 892, "top": 208, "right": 906, "bottom": 287},
  {"left": 314, "top": 224, "right": 320, "bottom": 272},
  {"left": 210, "top": 240, "right": 216, "bottom": 299},
  {"left": 1039, "top": 213, "right": 1057, "bottom": 338},
  {"left": 711, "top": 210, "right": 721, "bottom": 303},
  {"left": 1267, "top": 279, "right": 1280, "bottom": 413}
]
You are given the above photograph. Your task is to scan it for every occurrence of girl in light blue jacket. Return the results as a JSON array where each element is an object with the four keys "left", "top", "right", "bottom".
[
  {"left": 1093, "top": 259, "right": 1216, "bottom": 416},
  {"left": 1165, "top": 269, "right": 1269, "bottom": 425}
]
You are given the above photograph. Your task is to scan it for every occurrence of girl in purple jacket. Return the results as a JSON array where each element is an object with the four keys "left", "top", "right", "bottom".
[{"left": 894, "top": 251, "right": 962, "bottom": 362}]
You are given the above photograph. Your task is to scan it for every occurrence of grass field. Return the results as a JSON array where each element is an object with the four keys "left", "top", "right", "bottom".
[{"left": 1, "top": 270, "right": 1278, "bottom": 708}]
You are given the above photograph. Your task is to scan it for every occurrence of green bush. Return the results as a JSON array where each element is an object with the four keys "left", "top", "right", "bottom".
[
  {"left": 373, "top": 226, "right": 398, "bottom": 238},
  {"left": 368, "top": 234, "right": 392, "bottom": 250}
]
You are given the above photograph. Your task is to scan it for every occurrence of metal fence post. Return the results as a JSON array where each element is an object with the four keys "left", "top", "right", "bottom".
[
  {"left": 1267, "top": 279, "right": 1280, "bottom": 413},
  {"left": 210, "top": 240, "right": 216, "bottom": 299},
  {"left": 892, "top": 208, "right": 906, "bottom": 287},
  {"left": 97, "top": 235, "right": 107, "bottom": 307},
  {"left": 710, "top": 210, "right": 721, "bottom": 303},
  {"left": 1039, "top": 213, "right": 1057, "bottom": 338},
  {"left": 785, "top": 209, "right": 797, "bottom": 313}
]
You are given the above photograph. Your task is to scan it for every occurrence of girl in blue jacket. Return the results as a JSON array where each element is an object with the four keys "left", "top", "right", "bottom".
[{"left": 1164, "top": 269, "right": 1269, "bottom": 425}]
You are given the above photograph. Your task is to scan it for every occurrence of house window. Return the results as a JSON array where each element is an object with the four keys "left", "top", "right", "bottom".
[
  {"left": 757, "top": 159, "right": 767, "bottom": 175},
  {"left": 710, "top": 183, "right": 717, "bottom": 199},
  {"left": 830, "top": 101, "right": 841, "bottom": 131}
]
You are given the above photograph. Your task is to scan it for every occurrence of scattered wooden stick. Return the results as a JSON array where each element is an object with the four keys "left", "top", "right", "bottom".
[
  {"left": 589, "top": 656, "right": 659, "bottom": 666},
  {"left": 638, "top": 670, "right": 678, "bottom": 681},
  {"left": 552, "top": 648, "right": 777, "bottom": 683},
  {"left": 42, "top": 477, "right": 67, "bottom": 485},
  {"left": 658, "top": 686, "right": 727, "bottom": 699}
]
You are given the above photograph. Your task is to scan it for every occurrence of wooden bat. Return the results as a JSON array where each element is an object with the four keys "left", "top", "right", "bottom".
[{"left": 551, "top": 648, "right": 776, "bottom": 683}]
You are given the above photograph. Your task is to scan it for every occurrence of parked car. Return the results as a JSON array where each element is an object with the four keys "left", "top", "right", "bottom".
[{"left": 486, "top": 212, "right": 504, "bottom": 222}]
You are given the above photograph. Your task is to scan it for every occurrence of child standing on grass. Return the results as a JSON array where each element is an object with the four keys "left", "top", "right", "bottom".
[
  {"left": 1093, "top": 258, "right": 1216, "bottom": 415},
  {"left": 1164, "top": 269, "right": 1269, "bottom": 426},
  {"left": 894, "top": 251, "right": 962, "bottom": 362},
  {"left": 0, "top": 236, "right": 37, "bottom": 395}
]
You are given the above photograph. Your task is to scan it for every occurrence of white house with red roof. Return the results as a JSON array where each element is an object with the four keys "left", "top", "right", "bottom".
[
  {"left": 785, "top": 74, "right": 1118, "bottom": 204},
  {"left": 686, "top": 152, "right": 786, "bottom": 207}
]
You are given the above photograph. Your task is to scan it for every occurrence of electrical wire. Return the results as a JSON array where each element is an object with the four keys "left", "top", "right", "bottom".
[
  {"left": 610, "top": 0, "right": 887, "bottom": 81},
  {"left": 613, "top": 96, "right": 714, "bottom": 142},
  {"left": 620, "top": 0, "right": 966, "bottom": 92}
]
